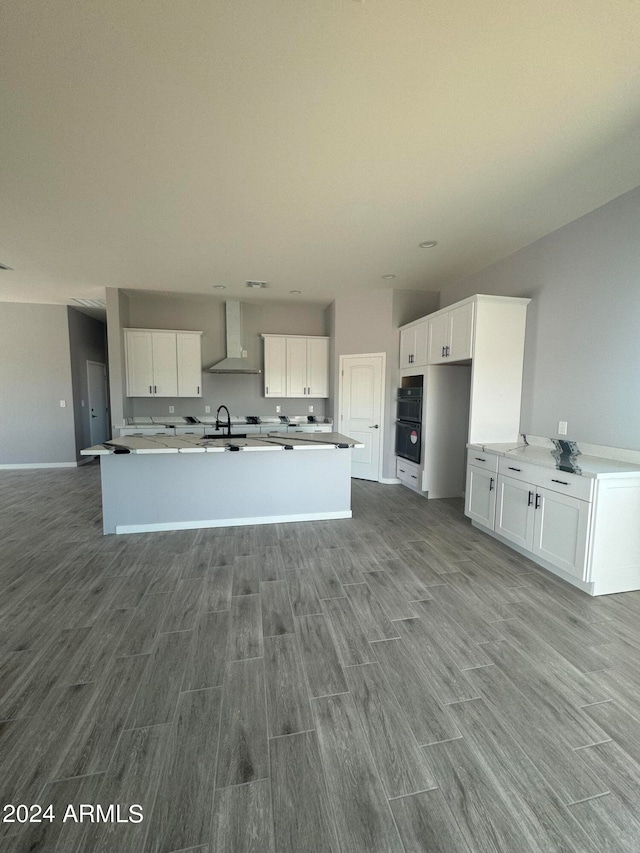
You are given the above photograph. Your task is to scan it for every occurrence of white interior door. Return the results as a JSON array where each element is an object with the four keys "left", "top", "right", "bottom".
[
  {"left": 87, "top": 361, "right": 109, "bottom": 445},
  {"left": 339, "top": 353, "right": 385, "bottom": 481}
]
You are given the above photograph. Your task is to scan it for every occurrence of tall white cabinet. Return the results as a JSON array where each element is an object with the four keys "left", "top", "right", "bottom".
[
  {"left": 124, "top": 329, "right": 203, "bottom": 398},
  {"left": 399, "top": 294, "right": 530, "bottom": 498}
]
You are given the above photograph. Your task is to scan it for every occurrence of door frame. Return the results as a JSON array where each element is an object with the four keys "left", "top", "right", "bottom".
[
  {"left": 87, "top": 360, "right": 109, "bottom": 445},
  {"left": 338, "top": 352, "right": 386, "bottom": 483}
]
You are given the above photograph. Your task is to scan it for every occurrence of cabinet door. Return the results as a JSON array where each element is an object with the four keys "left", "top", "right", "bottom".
[
  {"left": 427, "top": 314, "right": 450, "bottom": 364},
  {"left": 465, "top": 465, "right": 496, "bottom": 528},
  {"left": 176, "top": 333, "right": 202, "bottom": 397},
  {"left": 413, "top": 321, "right": 428, "bottom": 367},
  {"left": 532, "top": 488, "right": 590, "bottom": 579},
  {"left": 125, "top": 330, "right": 154, "bottom": 397},
  {"left": 263, "top": 336, "right": 287, "bottom": 397},
  {"left": 495, "top": 476, "right": 535, "bottom": 550},
  {"left": 151, "top": 332, "right": 178, "bottom": 397},
  {"left": 306, "top": 337, "right": 329, "bottom": 397},
  {"left": 399, "top": 327, "right": 415, "bottom": 368},
  {"left": 286, "top": 337, "right": 308, "bottom": 397},
  {"left": 448, "top": 302, "right": 474, "bottom": 361}
]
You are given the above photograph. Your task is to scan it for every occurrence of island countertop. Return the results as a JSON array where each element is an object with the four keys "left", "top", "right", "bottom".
[{"left": 82, "top": 432, "right": 363, "bottom": 456}]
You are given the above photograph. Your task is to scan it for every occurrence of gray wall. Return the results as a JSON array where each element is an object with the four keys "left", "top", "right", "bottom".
[
  {"left": 109, "top": 291, "right": 330, "bottom": 421},
  {"left": 330, "top": 289, "right": 440, "bottom": 480},
  {"left": 439, "top": 185, "right": 640, "bottom": 451},
  {"left": 0, "top": 303, "right": 76, "bottom": 465},
  {"left": 67, "top": 307, "right": 108, "bottom": 460}
]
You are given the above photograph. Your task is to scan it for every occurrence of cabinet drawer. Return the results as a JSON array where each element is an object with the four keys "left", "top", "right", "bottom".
[
  {"left": 468, "top": 451, "right": 498, "bottom": 473},
  {"left": 497, "top": 456, "right": 540, "bottom": 484},
  {"left": 532, "top": 467, "right": 594, "bottom": 502},
  {"left": 397, "top": 458, "right": 421, "bottom": 486}
]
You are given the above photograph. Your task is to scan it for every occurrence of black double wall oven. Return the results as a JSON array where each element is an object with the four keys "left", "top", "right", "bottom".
[{"left": 396, "top": 386, "right": 422, "bottom": 465}]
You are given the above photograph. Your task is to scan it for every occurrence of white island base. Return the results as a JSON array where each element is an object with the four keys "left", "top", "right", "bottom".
[{"left": 98, "top": 448, "right": 353, "bottom": 534}]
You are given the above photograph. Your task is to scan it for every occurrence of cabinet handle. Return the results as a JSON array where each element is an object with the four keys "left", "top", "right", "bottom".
[
  {"left": 411, "top": 474, "right": 417, "bottom": 479},
  {"left": 197, "top": 385, "right": 200, "bottom": 395},
  {"left": 447, "top": 345, "right": 451, "bottom": 356},
  {"left": 551, "top": 479, "right": 569, "bottom": 485},
  {"left": 149, "top": 385, "right": 152, "bottom": 394},
  {"left": 266, "top": 386, "right": 269, "bottom": 395},
  {"left": 441, "top": 346, "right": 445, "bottom": 358},
  {"left": 154, "top": 385, "right": 157, "bottom": 394},
  {"left": 475, "top": 457, "right": 486, "bottom": 462},
  {"left": 528, "top": 490, "right": 533, "bottom": 506},
  {"left": 535, "top": 493, "right": 541, "bottom": 509},
  {"left": 508, "top": 466, "right": 521, "bottom": 472},
  {"left": 489, "top": 477, "right": 494, "bottom": 491}
]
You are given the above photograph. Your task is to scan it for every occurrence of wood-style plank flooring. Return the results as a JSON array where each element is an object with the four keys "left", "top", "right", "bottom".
[{"left": 2, "top": 463, "right": 640, "bottom": 851}]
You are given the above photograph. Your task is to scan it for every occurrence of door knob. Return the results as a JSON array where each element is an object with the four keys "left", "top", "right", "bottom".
[{"left": 369, "top": 424, "right": 379, "bottom": 429}]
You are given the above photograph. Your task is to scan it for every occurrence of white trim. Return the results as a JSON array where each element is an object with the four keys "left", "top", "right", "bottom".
[
  {"left": 0, "top": 462, "right": 78, "bottom": 470},
  {"left": 338, "top": 351, "right": 386, "bottom": 483},
  {"left": 379, "top": 477, "right": 401, "bottom": 485},
  {"left": 115, "top": 510, "right": 352, "bottom": 535}
]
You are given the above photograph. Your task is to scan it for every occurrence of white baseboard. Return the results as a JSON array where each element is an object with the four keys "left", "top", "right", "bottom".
[
  {"left": 115, "top": 510, "right": 353, "bottom": 535},
  {"left": 379, "top": 477, "right": 401, "bottom": 485},
  {"left": 0, "top": 462, "right": 78, "bottom": 470}
]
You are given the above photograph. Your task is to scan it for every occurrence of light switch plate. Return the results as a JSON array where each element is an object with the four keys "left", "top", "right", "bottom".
[
  {"left": 205, "top": 405, "right": 211, "bottom": 413},
  {"left": 308, "top": 405, "right": 314, "bottom": 413},
  {"left": 558, "top": 420, "right": 568, "bottom": 435},
  {"left": 169, "top": 406, "right": 175, "bottom": 414}
]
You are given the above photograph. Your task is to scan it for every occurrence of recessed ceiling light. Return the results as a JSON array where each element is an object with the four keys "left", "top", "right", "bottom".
[
  {"left": 381, "top": 274, "right": 396, "bottom": 280},
  {"left": 419, "top": 241, "right": 438, "bottom": 249},
  {"left": 246, "top": 280, "right": 268, "bottom": 289},
  {"left": 212, "top": 285, "right": 226, "bottom": 290},
  {"left": 290, "top": 290, "right": 302, "bottom": 294}
]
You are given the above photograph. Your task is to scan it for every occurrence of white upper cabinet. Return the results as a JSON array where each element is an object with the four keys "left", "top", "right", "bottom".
[
  {"left": 176, "top": 332, "right": 203, "bottom": 397},
  {"left": 262, "top": 334, "right": 329, "bottom": 398},
  {"left": 124, "top": 329, "right": 202, "bottom": 397},
  {"left": 400, "top": 321, "right": 427, "bottom": 368},
  {"left": 427, "top": 301, "right": 474, "bottom": 364},
  {"left": 263, "top": 335, "right": 287, "bottom": 397}
]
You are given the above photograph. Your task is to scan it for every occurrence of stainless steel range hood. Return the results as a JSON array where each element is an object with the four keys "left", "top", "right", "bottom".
[{"left": 208, "top": 300, "right": 261, "bottom": 374}]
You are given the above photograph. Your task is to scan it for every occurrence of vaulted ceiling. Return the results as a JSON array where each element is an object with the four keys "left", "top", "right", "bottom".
[{"left": 2, "top": 0, "right": 640, "bottom": 307}]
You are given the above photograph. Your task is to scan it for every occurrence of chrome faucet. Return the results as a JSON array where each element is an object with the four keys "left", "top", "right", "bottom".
[{"left": 215, "top": 405, "right": 231, "bottom": 437}]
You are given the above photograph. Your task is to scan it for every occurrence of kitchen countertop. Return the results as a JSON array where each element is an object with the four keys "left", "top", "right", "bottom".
[
  {"left": 82, "top": 432, "right": 362, "bottom": 456},
  {"left": 469, "top": 442, "right": 640, "bottom": 479}
]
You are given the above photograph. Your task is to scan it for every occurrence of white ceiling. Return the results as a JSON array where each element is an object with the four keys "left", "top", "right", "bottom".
[{"left": 2, "top": 0, "right": 640, "bottom": 308}]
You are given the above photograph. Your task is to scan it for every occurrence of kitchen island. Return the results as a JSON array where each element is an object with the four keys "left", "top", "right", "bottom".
[{"left": 81, "top": 433, "right": 363, "bottom": 534}]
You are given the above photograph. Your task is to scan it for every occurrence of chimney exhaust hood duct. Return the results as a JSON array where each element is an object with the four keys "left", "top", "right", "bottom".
[{"left": 208, "top": 300, "right": 261, "bottom": 374}]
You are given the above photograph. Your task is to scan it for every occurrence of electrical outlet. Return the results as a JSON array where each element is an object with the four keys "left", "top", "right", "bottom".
[
  {"left": 169, "top": 406, "right": 175, "bottom": 414},
  {"left": 241, "top": 349, "right": 247, "bottom": 358},
  {"left": 558, "top": 420, "right": 568, "bottom": 436},
  {"left": 276, "top": 405, "right": 281, "bottom": 413},
  {"left": 205, "top": 405, "right": 211, "bottom": 414},
  {"left": 308, "top": 405, "right": 314, "bottom": 413},
  {"left": 59, "top": 400, "right": 66, "bottom": 408}
]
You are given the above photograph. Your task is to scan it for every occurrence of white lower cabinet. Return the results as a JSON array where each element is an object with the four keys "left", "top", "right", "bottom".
[
  {"left": 495, "top": 476, "right": 590, "bottom": 578},
  {"left": 466, "top": 451, "right": 640, "bottom": 595},
  {"left": 396, "top": 457, "right": 421, "bottom": 489}
]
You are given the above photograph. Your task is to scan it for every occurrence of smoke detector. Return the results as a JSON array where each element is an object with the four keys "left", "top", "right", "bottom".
[{"left": 245, "top": 280, "right": 268, "bottom": 289}]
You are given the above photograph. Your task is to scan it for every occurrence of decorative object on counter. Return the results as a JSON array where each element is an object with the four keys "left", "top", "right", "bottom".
[{"left": 551, "top": 439, "right": 582, "bottom": 475}]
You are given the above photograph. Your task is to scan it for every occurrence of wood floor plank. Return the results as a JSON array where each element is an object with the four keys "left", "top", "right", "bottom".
[
  {"left": 202, "top": 564, "right": 234, "bottom": 612},
  {"left": 64, "top": 607, "right": 134, "bottom": 684},
  {"left": 322, "top": 596, "right": 377, "bottom": 666},
  {"left": 427, "top": 582, "right": 501, "bottom": 643},
  {"left": 127, "top": 630, "right": 191, "bottom": 728},
  {"left": 264, "top": 633, "right": 313, "bottom": 738},
  {"left": 568, "top": 793, "right": 640, "bottom": 853},
  {"left": 396, "top": 617, "right": 479, "bottom": 705},
  {"left": 232, "top": 554, "right": 261, "bottom": 595},
  {"left": 344, "top": 662, "right": 437, "bottom": 798},
  {"left": 57, "top": 654, "right": 149, "bottom": 778},
  {"left": 210, "top": 779, "right": 275, "bottom": 853},
  {"left": 308, "top": 558, "right": 345, "bottom": 600},
  {"left": 270, "top": 730, "right": 339, "bottom": 853},
  {"left": 115, "top": 592, "right": 172, "bottom": 657},
  {"left": 577, "top": 739, "right": 640, "bottom": 822},
  {"left": 216, "top": 657, "right": 268, "bottom": 788},
  {"left": 311, "top": 692, "right": 405, "bottom": 853},
  {"left": 465, "top": 662, "right": 609, "bottom": 804},
  {"left": 184, "top": 610, "right": 229, "bottom": 691},
  {"left": 372, "top": 638, "right": 461, "bottom": 746},
  {"left": 256, "top": 545, "right": 286, "bottom": 581},
  {"left": 161, "top": 577, "right": 204, "bottom": 633},
  {"left": 344, "top": 582, "right": 400, "bottom": 641},
  {"left": 446, "top": 697, "right": 601, "bottom": 853},
  {"left": 582, "top": 700, "right": 640, "bottom": 767},
  {"left": 410, "top": 599, "right": 491, "bottom": 670},
  {"left": 79, "top": 723, "right": 170, "bottom": 853},
  {"left": 226, "top": 594, "right": 263, "bottom": 660},
  {"left": 376, "top": 556, "right": 440, "bottom": 597},
  {"left": 286, "top": 569, "right": 323, "bottom": 616},
  {"left": 295, "top": 614, "right": 348, "bottom": 698},
  {"left": 360, "top": 570, "right": 418, "bottom": 620},
  {"left": 145, "top": 687, "right": 222, "bottom": 853},
  {"left": 323, "top": 547, "right": 370, "bottom": 583},
  {"left": 390, "top": 789, "right": 473, "bottom": 853},
  {"left": 261, "top": 580, "right": 295, "bottom": 637}
]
